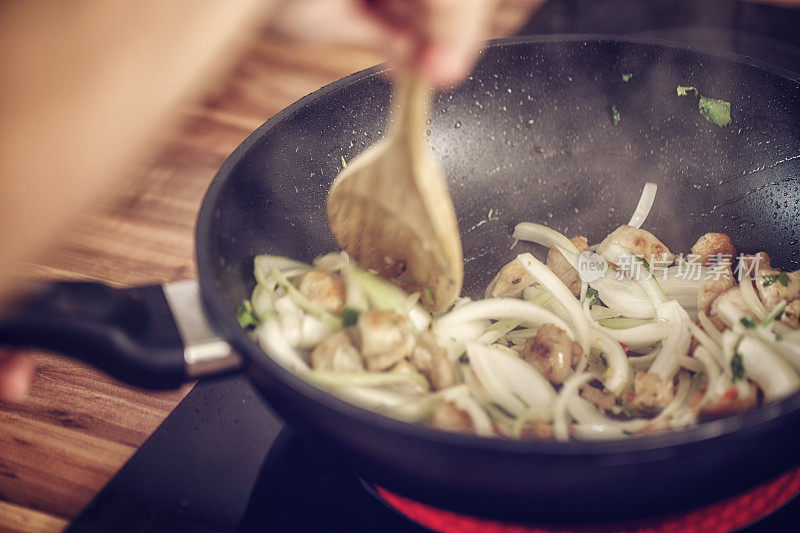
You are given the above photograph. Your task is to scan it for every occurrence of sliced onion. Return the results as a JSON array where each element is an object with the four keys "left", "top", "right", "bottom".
[
  {"left": 737, "top": 259, "right": 767, "bottom": 320},
  {"left": 553, "top": 372, "right": 595, "bottom": 441},
  {"left": 517, "top": 253, "right": 589, "bottom": 353},
  {"left": 599, "top": 320, "right": 671, "bottom": 349},
  {"left": 332, "top": 386, "right": 433, "bottom": 422},
  {"left": 254, "top": 255, "right": 311, "bottom": 285},
  {"left": 648, "top": 301, "right": 692, "bottom": 380},
  {"left": 512, "top": 222, "right": 580, "bottom": 253},
  {"left": 434, "top": 298, "right": 574, "bottom": 339},
  {"left": 590, "top": 275, "right": 656, "bottom": 319},
  {"left": 567, "top": 396, "right": 648, "bottom": 435},
  {"left": 627, "top": 182, "right": 658, "bottom": 229},
  {"left": 591, "top": 329, "right": 632, "bottom": 395},
  {"left": 736, "top": 334, "right": 800, "bottom": 402},
  {"left": 257, "top": 319, "right": 310, "bottom": 373},
  {"left": 465, "top": 342, "right": 556, "bottom": 418},
  {"left": 600, "top": 243, "right": 666, "bottom": 309},
  {"left": 438, "top": 385, "right": 495, "bottom": 437}
]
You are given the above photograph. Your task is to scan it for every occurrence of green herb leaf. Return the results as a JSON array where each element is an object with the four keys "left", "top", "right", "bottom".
[
  {"left": 487, "top": 208, "right": 494, "bottom": 219},
  {"left": 422, "top": 287, "right": 434, "bottom": 307},
  {"left": 340, "top": 155, "right": 347, "bottom": 168},
  {"left": 622, "top": 73, "right": 633, "bottom": 82},
  {"left": 611, "top": 104, "right": 621, "bottom": 126},
  {"left": 676, "top": 85, "right": 699, "bottom": 97},
  {"left": 731, "top": 336, "right": 746, "bottom": 380},
  {"left": 342, "top": 307, "right": 360, "bottom": 326},
  {"left": 236, "top": 300, "right": 259, "bottom": 328},
  {"left": 740, "top": 316, "right": 757, "bottom": 329},
  {"left": 762, "top": 271, "right": 790, "bottom": 287},
  {"left": 585, "top": 287, "right": 599, "bottom": 308},
  {"left": 698, "top": 96, "right": 731, "bottom": 127}
]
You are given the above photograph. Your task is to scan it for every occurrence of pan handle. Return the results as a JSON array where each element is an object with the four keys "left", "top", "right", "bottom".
[{"left": 0, "top": 280, "right": 241, "bottom": 389}]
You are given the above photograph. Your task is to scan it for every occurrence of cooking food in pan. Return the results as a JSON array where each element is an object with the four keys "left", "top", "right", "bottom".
[{"left": 238, "top": 184, "right": 800, "bottom": 441}]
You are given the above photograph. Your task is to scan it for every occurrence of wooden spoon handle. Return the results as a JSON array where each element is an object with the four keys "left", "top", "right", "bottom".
[{"left": 390, "top": 74, "right": 432, "bottom": 144}]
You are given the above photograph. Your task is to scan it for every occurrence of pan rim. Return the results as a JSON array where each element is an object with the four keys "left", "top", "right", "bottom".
[{"left": 196, "top": 34, "right": 800, "bottom": 457}]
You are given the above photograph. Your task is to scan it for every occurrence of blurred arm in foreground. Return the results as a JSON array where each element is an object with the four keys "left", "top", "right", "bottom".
[{"left": 0, "top": 0, "right": 542, "bottom": 400}]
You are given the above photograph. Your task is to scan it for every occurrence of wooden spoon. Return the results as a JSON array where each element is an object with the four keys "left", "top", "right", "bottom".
[{"left": 327, "top": 75, "right": 463, "bottom": 312}]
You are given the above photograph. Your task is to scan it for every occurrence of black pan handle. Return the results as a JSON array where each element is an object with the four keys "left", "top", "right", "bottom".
[{"left": 0, "top": 280, "right": 241, "bottom": 389}]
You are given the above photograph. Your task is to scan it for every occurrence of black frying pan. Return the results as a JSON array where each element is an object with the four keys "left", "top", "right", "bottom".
[{"left": 3, "top": 36, "right": 800, "bottom": 523}]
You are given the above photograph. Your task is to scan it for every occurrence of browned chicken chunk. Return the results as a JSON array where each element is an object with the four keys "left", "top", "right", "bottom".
[
  {"left": 522, "top": 323, "right": 582, "bottom": 384},
  {"left": 756, "top": 268, "right": 800, "bottom": 309},
  {"left": 580, "top": 383, "right": 617, "bottom": 412},
  {"left": 297, "top": 269, "right": 345, "bottom": 314},
  {"left": 691, "top": 232, "right": 737, "bottom": 266},
  {"left": 708, "top": 286, "right": 750, "bottom": 330},
  {"left": 698, "top": 264, "right": 735, "bottom": 315},
  {"left": 519, "top": 420, "right": 555, "bottom": 440},
  {"left": 310, "top": 331, "right": 364, "bottom": 372},
  {"left": 409, "top": 333, "right": 456, "bottom": 390},
  {"left": 781, "top": 300, "right": 800, "bottom": 329},
  {"left": 628, "top": 371, "right": 674, "bottom": 414},
  {"left": 431, "top": 400, "right": 474, "bottom": 434},
  {"left": 546, "top": 235, "right": 589, "bottom": 297},
  {"left": 484, "top": 258, "right": 533, "bottom": 298},
  {"left": 597, "top": 225, "right": 675, "bottom": 264},
  {"left": 356, "top": 310, "right": 416, "bottom": 371}
]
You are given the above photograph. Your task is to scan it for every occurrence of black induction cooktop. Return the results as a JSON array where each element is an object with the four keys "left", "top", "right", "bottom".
[{"left": 68, "top": 2, "right": 800, "bottom": 531}]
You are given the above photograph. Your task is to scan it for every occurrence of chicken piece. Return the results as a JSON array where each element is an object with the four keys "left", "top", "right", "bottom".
[
  {"left": 691, "top": 233, "right": 737, "bottom": 267},
  {"left": 700, "top": 382, "right": 758, "bottom": 419},
  {"left": 597, "top": 225, "right": 675, "bottom": 265},
  {"left": 522, "top": 323, "right": 582, "bottom": 384},
  {"left": 739, "top": 252, "right": 771, "bottom": 274},
  {"left": 297, "top": 269, "right": 345, "bottom": 314},
  {"left": 519, "top": 420, "right": 555, "bottom": 440},
  {"left": 756, "top": 268, "right": 800, "bottom": 309},
  {"left": 310, "top": 331, "right": 364, "bottom": 372},
  {"left": 409, "top": 333, "right": 456, "bottom": 390},
  {"left": 697, "top": 264, "right": 735, "bottom": 315},
  {"left": 580, "top": 383, "right": 617, "bottom": 412},
  {"left": 484, "top": 258, "right": 533, "bottom": 298},
  {"left": 356, "top": 310, "right": 416, "bottom": 371},
  {"left": 430, "top": 400, "right": 474, "bottom": 434},
  {"left": 781, "top": 300, "right": 800, "bottom": 329},
  {"left": 628, "top": 371, "right": 674, "bottom": 414},
  {"left": 708, "top": 286, "right": 750, "bottom": 331},
  {"left": 546, "top": 235, "right": 589, "bottom": 297}
]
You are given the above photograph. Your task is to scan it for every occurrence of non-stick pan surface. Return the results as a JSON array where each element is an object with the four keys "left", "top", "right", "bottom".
[{"left": 200, "top": 36, "right": 799, "bottom": 522}]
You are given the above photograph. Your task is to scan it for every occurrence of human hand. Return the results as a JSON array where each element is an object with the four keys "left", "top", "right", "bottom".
[
  {"left": 0, "top": 351, "right": 34, "bottom": 402},
  {"left": 360, "top": 0, "right": 498, "bottom": 88}
]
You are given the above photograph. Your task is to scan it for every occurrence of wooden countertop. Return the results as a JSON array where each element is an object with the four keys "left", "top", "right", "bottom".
[{"left": 0, "top": 4, "right": 534, "bottom": 531}]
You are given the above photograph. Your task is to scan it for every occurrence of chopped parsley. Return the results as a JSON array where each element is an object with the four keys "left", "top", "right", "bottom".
[
  {"left": 342, "top": 307, "right": 360, "bottom": 326},
  {"left": 762, "top": 271, "right": 790, "bottom": 287},
  {"left": 676, "top": 85, "right": 731, "bottom": 127},
  {"left": 487, "top": 208, "right": 494, "bottom": 219},
  {"left": 611, "top": 104, "right": 621, "bottom": 126},
  {"left": 698, "top": 96, "right": 732, "bottom": 127},
  {"left": 585, "top": 287, "right": 600, "bottom": 308},
  {"left": 622, "top": 73, "right": 633, "bottom": 82},
  {"left": 236, "top": 300, "right": 259, "bottom": 328},
  {"left": 422, "top": 287, "right": 434, "bottom": 307},
  {"left": 340, "top": 155, "right": 347, "bottom": 168},
  {"left": 731, "top": 336, "right": 746, "bottom": 380},
  {"left": 740, "top": 316, "right": 757, "bottom": 329}
]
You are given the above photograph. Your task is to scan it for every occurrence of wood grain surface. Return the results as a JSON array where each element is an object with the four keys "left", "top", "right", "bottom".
[{"left": 0, "top": 3, "right": 536, "bottom": 531}]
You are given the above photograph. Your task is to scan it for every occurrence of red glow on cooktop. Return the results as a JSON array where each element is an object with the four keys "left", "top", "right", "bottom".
[{"left": 376, "top": 466, "right": 800, "bottom": 533}]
